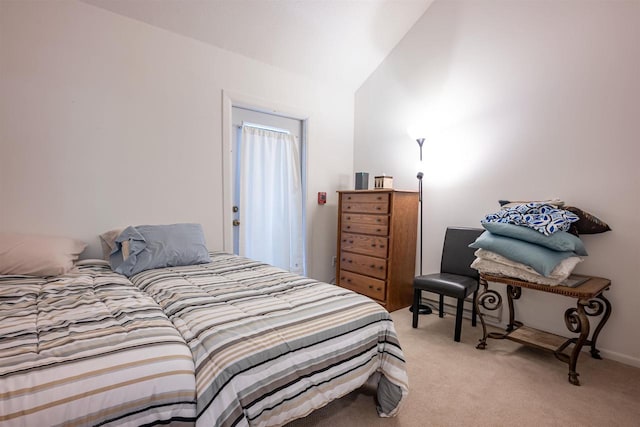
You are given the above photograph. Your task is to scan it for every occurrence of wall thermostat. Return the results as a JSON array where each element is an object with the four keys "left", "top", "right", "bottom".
[{"left": 318, "top": 192, "right": 327, "bottom": 205}]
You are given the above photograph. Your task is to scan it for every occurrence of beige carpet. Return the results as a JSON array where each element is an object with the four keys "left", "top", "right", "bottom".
[{"left": 286, "top": 308, "right": 640, "bottom": 427}]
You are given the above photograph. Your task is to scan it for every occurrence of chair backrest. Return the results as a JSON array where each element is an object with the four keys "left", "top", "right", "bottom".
[{"left": 440, "top": 227, "right": 484, "bottom": 279}]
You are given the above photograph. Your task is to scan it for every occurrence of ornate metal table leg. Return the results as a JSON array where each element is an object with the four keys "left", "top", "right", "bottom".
[
  {"left": 506, "top": 285, "right": 522, "bottom": 332},
  {"left": 564, "top": 299, "right": 591, "bottom": 386},
  {"left": 585, "top": 291, "right": 611, "bottom": 359},
  {"left": 475, "top": 277, "right": 502, "bottom": 350}
]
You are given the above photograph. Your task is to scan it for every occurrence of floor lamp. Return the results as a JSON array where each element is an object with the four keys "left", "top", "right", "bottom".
[{"left": 413, "top": 137, "right": 432, "bottom": 315}]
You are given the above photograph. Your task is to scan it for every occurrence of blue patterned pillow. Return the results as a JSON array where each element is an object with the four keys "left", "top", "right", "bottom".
[{"left": 484, "top": 203, "right": 579, "bottom": 236}]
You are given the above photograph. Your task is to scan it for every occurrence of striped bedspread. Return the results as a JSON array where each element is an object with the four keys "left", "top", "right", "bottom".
[
  {"left": 0, "top": 261, "right": 196, "bottom": 427},
  {"left": 130, "top": 252, "right": 409, "bottom": 427}
]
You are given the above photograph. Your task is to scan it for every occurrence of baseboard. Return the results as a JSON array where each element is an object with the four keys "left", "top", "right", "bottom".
[{"left": 598, "top": 349, "right": 640, "bottom": 369}]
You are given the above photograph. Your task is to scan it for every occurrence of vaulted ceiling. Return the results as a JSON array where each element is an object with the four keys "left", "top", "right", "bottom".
[{"left": 82, "top": 0, "right": 433, "bottom": 91}]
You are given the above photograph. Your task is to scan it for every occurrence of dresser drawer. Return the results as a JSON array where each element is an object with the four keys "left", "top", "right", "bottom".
[
  {"left": 340, "top": 232, "right": 388, "bottom": 258},
  {"left": 342, "top": 202, "right": 388, "bottom": 214},
  {"left": 340, "top": 252, "right": 387, "bottom": 280},
  {"left": 338, "top": 270, "right": 386, "bottom": 301},
  {"left": 342, "top": 221, "right": 388, "bottom": 236},
  {"left": 342, "top": 192, "right": 389, "bottom": 204},
  {"left": 342, "top": 213, "right": 389, "bottom": 227}
]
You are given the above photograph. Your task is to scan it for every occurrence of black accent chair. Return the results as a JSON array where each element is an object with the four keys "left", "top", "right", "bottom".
[{"left": 412, "top": 226, "right": 484, "bottom": 342}]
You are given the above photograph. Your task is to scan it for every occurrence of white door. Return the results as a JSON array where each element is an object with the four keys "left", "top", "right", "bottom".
[{"left": 231, "top": 107, "right": 306, "bottom": 274}]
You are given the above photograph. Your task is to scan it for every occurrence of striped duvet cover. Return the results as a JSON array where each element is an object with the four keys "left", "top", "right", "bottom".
[
  {"left": 0, "top": 261, "right": 196, "bottom": 427},
  {"left": 130, "top": 252, "right": 409, "bottom": 427}
]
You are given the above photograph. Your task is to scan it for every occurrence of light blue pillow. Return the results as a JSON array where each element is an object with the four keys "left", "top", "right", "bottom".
[
  {"left": 481, "top": 222, "right": 588, "bottom": 256},
  {"left": 110, "top": 223, "right": 211, "bottom": 277},
  {"left": 469, "top": 231, "right": 576, "bottom": 277}
]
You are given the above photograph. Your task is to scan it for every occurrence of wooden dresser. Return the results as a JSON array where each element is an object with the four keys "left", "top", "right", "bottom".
[{"left": 336, "top": 190, "right": 418, "bottom": 312}]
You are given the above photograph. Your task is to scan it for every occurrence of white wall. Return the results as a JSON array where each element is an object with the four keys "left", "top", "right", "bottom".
[
  {"left": 0, "top": 0, "right": 353, "bottom": 282},
  {"left": 355, "top": 0, "right": 640, "bottom": 366}
]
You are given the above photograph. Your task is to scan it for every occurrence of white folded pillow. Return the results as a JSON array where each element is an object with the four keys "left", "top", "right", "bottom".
[{"left": 471, "top": 248, "right": 582, "bottom": 286}]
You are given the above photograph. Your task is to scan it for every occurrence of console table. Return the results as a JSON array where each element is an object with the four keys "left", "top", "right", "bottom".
[{"left": 474, "top": 273, "right": 611, "bottom": 385}]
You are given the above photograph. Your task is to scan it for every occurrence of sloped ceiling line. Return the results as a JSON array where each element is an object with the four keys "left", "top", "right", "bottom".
[{"left": 81, "top": 0, "right": 433, "bottom": 92}]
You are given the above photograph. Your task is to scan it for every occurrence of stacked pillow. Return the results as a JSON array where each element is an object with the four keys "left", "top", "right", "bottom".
[{"left": 469, "top": 203, "right": 588, "bottom": 286}]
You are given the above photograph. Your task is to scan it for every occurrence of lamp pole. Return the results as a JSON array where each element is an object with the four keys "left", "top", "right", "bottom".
[
  {"left": 417, "top": 171, "right": 423, "bottom": 275},
  {"left": 415, "top": 138, "right": 432, "bottom": 315}
]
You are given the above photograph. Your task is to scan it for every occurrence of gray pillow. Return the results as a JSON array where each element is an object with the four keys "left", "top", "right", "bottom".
[
  {"left": 481, "top": 222, "right": 588, "bottom": 256},
  {"left": 469, "top": 231, "right": 576, "bottom": 277},
  {"left": 111, "top": 223, "right": 211, "bottom": 277}
]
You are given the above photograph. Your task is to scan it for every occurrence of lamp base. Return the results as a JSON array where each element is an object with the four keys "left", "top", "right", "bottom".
[{"left": 409, "top": 304, "right": 432, "bottom": 315}]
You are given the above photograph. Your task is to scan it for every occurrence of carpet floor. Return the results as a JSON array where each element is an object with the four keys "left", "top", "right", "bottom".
[{"left": 286, "top": 307, "right": 640, "bottom": 426}]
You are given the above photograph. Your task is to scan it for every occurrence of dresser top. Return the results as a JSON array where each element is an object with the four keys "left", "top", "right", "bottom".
[{"left": 337, "top": 189, "right": 417, "bottom": 194}]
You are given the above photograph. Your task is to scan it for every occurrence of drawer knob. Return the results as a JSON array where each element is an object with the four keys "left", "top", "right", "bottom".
[
  {"left": 370, "top": 264, "right": 375, "bottom": 268},
  {"left": 376, "top": 287, "right": 382, "bottom": 291},
  {"left": 348, "top": 260, "right": 352, "bottom": 263},
  {"left": 376, "top": 228, "right": 381, "bottom": 232},
  {"left": 376, "top": 207, "right": 381, "bottom": 210},
  {"left": 349, "top": 240, "right": 354, "bottom": 244},
  {"left": 368, "top": 285, "right": 373, "bottom": 289},
  {"left": 371, "top": 244, "right": 376, "bottom": 247},
  {"left": 346, "top": 225, "right": 351, "bottom": 229}
]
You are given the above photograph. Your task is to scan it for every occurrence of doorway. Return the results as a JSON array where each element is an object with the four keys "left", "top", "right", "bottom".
[{"left": 231, "top": 106, "right": 307, "bottom": 274}]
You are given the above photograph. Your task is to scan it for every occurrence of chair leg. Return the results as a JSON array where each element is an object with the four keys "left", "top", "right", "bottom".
[
  {"left": 438, "top": 294, "right": 444, "bottom": 318},
  {"left": 471, "top": 289, "right": 478, "bottom": 327},
  {"left": 454, "top": 298, "right": 465, "bottom": 342},
  {"left": 412, "top": 289, "right": 420, "bottom": 328}
]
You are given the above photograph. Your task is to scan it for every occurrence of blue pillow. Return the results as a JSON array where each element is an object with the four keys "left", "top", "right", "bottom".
[
  {"left": 469, "top": 231, "right": 576, "bottom": 277},
  {"left": 481, "top": 222, "right": 588, "bottom": 256},
  {"left": 110, "top": 223, "right": 211, "bottom": 277}
]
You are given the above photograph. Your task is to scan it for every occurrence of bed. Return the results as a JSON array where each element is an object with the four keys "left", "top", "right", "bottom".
[
  {"left": 0, "top": 260, "right": 197, "bottom": 426},
  {"left": 1, "top": 226, "right": 409, "bottom": 427},
  {"left": 128, "top": 252, "right": 409, "bottom": 427}
]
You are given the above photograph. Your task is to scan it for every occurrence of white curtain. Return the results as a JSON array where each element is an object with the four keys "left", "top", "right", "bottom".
[{"left": 239, "top": 126, "right": 303, "bottom": 274}]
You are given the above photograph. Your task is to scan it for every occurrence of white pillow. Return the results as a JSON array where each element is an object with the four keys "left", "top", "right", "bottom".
[
  {"left": 99, "top": 228, "right": 125, "bottom": 260},
  {"left": 472, "top": 249, "right": 582, "bottom": 286},
  {"left": 0, "top": 232, "right": 87, "bottom": 276}
]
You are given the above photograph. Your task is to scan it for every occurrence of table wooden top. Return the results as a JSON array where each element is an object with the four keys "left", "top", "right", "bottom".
[{"left": 480, "top": 273, "right": 611, "bottom": 299}]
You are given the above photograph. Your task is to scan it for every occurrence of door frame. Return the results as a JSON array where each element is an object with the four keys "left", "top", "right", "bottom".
[{"left": 221, "top": 90, "right": 309, "bottom": 270}]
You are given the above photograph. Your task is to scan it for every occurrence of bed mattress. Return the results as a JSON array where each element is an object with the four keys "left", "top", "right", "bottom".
[
  {"left": 0, "top": 261, "right": 196, "bottom": 426},
  {"left": 130, "top": 252, "right": 409, "bottom": 427}
]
